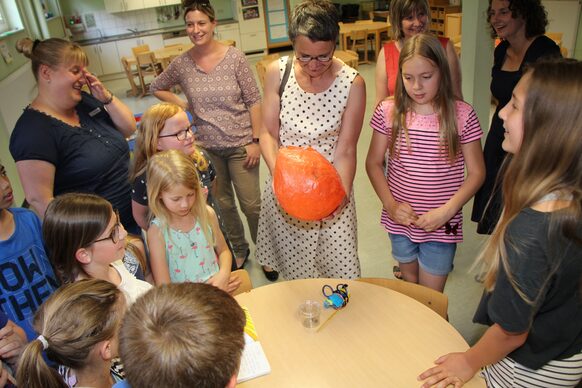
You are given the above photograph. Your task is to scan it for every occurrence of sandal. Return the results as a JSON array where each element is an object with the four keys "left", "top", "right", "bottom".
[{"left": 393, "top": 265, "right": 403, "bottom": 280}]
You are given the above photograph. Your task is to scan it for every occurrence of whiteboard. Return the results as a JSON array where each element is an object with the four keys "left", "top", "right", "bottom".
[{"left": 543, "top": 0, "right": 581, "bottom": 57}]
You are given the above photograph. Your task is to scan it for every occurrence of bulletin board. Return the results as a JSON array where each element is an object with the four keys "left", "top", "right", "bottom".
[{"left": 264, "top": 0, "right": 291, "bottom": 47}]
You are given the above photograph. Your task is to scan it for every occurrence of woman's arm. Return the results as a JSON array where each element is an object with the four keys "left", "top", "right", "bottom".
[
  {"left": 244, "top": 103, "right": 262, "bottom": 169},
  {"left": 419, "top": 324, "right": 527, "bottom": 387},
  {"left": 415, "top": 139, "right": 485, "bottom": 231},
  {"left": 15, "top": 160, "right": 55, "bottom": 218},
  {"left": 446, "top": 40, "right": 463, "bottom": 100},
  {"left": 375, "top": 47, "right": 389, "bottom": 106},
  {"left": 365, "top": 129, "right": 418, "bottom": 226},
  {"left": 259, "top": 60, "right": 283, "bottom": 175},
  {"left": 84, "top": 72, "right": 136, "bottom": 137},
  {"left": 206, "top": 206, "right": 238, "bottom": 292},
  {"left": 151, "top": 61, "right": 189, "bottom": 110},
  {"left": 131, "top": 200, "right": 149, "bottom": 231},
  {"left": 146, "top": 223, "right": 171, "bottom": 285},
  {"left": 333, "top": 74, "right": 366, "bottom": 195}
]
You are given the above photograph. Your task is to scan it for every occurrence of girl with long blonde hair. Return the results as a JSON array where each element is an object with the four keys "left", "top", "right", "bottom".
[
  {"left": 146, "top": 150, "right": 238, "bottom": 293},
  {"left": 420, "top": 59, "right": 582, "bottom": 387}
]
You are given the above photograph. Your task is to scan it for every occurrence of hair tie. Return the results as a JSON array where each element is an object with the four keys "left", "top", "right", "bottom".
[
  {"left": 32, "top": 39, "right": 41, "bottom": 51},
  {"left": 37, "top": 334, "right": 49, "bottom": 350}
]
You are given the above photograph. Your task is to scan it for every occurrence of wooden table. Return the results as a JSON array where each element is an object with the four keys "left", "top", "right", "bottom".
[
  {"left": 235, "top": 279, "right": 485, "bottom": 387},
  {"left": 334, "top": 50, "right": 359, "bottom": 69},
  {"left": 339, "top": 21, "right": 390, "bottom": 60},
  {"left": 125, "top": 43, "right": 193, "bottom": 69}
]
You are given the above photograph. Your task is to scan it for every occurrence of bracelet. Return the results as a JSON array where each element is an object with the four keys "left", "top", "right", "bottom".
[
  {"left": 102, "top": 90, "right": 114, "bottom": 105},
  {"left": 252, "top": 137, "right": 260, "bottom": 144}
]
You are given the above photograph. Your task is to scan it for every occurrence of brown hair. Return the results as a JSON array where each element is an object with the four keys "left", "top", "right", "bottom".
[
  {"left": 15, "top": 38, "right": 88, "bottom": 81},
  {"left": 480, "top": 59, "right": 582, "bottom": 299},
  {"left": 42, "top": 193, "right": 112, "bottom": 283},
  {"left": 487, "top": 0, "right": 548, "bottom": 39},
  {"left": 119, "top": 282, "right": 245, "bottom": 387},
  {"left": 390, "top": 0, "right": 430, "bottom": 41},
  {"left": 288, "top": 0, "right": 340, "bottom": 44},
  {"left": 16, "top": 279, "right": 124, "bottom": 388},
  {"left": 183, "top": 0, "right": 216, "bottom": 22},
  {"left": 391, "top": 33, "right": 459, "bottom": 163}
]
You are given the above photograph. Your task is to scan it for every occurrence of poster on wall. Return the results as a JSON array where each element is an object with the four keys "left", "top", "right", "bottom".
[
  {"left": 241, "top": 0, "right": 258, "bottom": 6},
  {"left": 242, "top": 7, "right": 260, "bottom": 20}
]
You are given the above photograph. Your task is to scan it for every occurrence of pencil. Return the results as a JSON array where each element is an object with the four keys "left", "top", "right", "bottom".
[{"left": 316, "top": 309, "right": 339, "bottom": 333}]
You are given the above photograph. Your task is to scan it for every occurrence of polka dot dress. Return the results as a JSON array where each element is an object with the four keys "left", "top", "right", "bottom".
[{"left": 256, "top": 57, "right": 361, "bottom": 280}]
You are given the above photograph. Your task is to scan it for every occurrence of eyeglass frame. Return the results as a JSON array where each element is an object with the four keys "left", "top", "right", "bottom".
[
  {"left": 294, "top": 48, "right": 335, "bottom": 63},
  {"left": 92, "top": 209, "right": 121, "bottom": 244},
  {"left": 158, "top": 123, "right": 196, "bottom": 141}
]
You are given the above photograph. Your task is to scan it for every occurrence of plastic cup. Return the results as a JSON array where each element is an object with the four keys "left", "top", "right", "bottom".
[{"left": 299, "top": 300, "right": 321, "bottom": 328}]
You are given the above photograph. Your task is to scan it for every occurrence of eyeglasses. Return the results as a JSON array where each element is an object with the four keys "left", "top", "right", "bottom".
[
  {"left": 93, "top": 210, "right": 121, "bottom": 244},
  {"left": 158, "top": 124, "right": 196, "bottom": 141},
  {"left": 295, "top": 52, "right": 334, "bottom": 63}
]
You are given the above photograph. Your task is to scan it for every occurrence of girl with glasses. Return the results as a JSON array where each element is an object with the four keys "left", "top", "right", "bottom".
[
  {"left": 42, "top": 193, "right": 151, "bottom": 305},
  {"left": 257, "top": 0, "right": 365, "bottom": 280}
]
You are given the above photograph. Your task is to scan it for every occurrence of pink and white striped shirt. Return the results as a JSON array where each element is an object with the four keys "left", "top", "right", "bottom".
[{"left": 370, "top": 99, "right": 482, "bottom": 243}]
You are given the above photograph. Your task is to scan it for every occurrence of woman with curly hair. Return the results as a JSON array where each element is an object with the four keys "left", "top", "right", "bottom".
[{"left": 471, "top": 0, "right": 561, "bottom": 235}]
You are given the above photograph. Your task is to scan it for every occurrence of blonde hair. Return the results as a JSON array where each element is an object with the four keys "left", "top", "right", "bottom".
[
  {"left": 147, "top": 150, "right": 214, "bottom": 245},
  {"left": 15, "top": 38, "right": 88, "bottom": 81},
  {"left": 390, "top": 33, "right": 459, "bottom": 163},
  {"left": 131, "top": 102, "right": 207, "bottom": 182},
  {"left": 16, "top": 279, "right": 124, "bottom": 388},
  {"left": 119, "top": 283, "right": 245, "bottom": 387},
  {"left": 390, "top": 0, "right": 430, "bottom": 41},
  {"left": 480, "top": 59, "right": 582, "bottom": 299}
]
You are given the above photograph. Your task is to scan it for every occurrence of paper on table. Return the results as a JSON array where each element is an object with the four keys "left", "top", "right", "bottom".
[{"left": 237, "top": 307, "right": 271, "bottom": 383}]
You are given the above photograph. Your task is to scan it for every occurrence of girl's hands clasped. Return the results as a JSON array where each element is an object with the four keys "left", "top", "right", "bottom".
[
  {"left": 414, "top": 206, "right": 452, "bottom": 233},
  {"left": 387, "top": 201, "right": 418, "bottom": 226}
]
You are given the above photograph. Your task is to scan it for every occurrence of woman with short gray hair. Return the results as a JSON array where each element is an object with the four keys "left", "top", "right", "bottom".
[{"left": 257, "top": 0, "right": 365, "bottom": 279}]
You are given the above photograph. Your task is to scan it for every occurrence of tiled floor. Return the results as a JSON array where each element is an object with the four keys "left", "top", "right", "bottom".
[{"left": 107, "top": 52, "right": 488, "bottom": 345}]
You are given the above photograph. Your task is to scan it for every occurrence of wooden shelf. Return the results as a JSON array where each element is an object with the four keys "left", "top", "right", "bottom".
[{"left": 428, "top": 4, "right": 461, "bottom": 37}]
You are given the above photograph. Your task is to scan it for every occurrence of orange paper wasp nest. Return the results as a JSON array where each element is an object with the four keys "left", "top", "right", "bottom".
[{"left": 274, "top": 146, "right": 346, "bottom": 221}]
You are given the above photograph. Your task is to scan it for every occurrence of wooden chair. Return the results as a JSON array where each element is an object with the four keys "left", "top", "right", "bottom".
[
  {"left": 255, "top": 53, "right": 280, "bottom": 89},
  {"left": 356, "top": 277, "right": 449, "bottom": 319},
  {"left": 231, "top": 269, "right": 253, "bottom": 296},
  {"left": 348, "top": 29, "right": 370, "bottom": 64},
  {"left": 120, "top": 56, "right": 141, "bottom": 97},
  {"left": 135, "top": 51, "right": 162, "bottom": 97},
  {"left": 131, "top": 44, "right": 150, "bottom": 57}
]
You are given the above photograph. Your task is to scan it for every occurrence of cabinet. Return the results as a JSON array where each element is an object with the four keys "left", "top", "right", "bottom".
[
  {"left": 236, "top": 0, "right": 267, "bottom": 53},
  {"left": 104, "top": 0, "right": 145, "bottom": 13},
  {"left": 143, "top": 0, "right": 181, "bottom": 8},
  {"left": 445, "top": 13, "right": 461, "bottom": 39},
  {"left": 116, "top": 34, "right": 165, "bottom": 59},
  {"left": 428, "top": 4, "right": 461, "bottom": 37},
  {"left": 215, "top": 24, "right": 241, "bottom": 48},
  {"left": 82, "top": 41, "right": 122, "bottom": 76}
]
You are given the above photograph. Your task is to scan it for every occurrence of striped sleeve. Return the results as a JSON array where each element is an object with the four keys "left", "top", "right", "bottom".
[
  {"left": 456, "top": 101, "right": 483, "bottom": 144},
  {"left": 370, "top": 100, "right": 390, "bottom": 135}
]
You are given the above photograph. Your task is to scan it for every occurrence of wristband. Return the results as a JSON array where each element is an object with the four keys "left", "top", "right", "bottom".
[
  {"left": 102, "top": 90, "right": 114, "bottom": 105},
  {"left": 252, "top": 137, "right": 260, "bottom": 144}
]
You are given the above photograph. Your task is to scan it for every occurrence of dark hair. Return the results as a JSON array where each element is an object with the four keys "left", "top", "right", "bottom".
[
  {"left": 15, "top": 38, "right": 88, "bottom": 81},
  {"left": 487, "top": 0, "right": 548, "bottom": 39},
  {"left": 42, "top": 193, "right": 112, "bottom": 284},
  {"left": 119, "top": 283, "right": 246, "bottom": 387},
  {"left": 288, "top": 0, "right": 340, "bottom": 43},
  {"left": 183, "top": 0, "right": 215, "bottom": 22}
]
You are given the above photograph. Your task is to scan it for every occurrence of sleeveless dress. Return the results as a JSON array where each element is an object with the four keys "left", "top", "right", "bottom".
[
  {"left": 151, "top": 218, "right": 219, "bottom": 283},
  {"left": 471, "top": 36, "right": 561, "bottom": 234},
  {"left": 256, "top": 57, "right": 361, "bottom": 280}
]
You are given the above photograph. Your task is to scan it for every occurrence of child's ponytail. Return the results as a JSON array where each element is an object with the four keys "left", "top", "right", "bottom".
[{"left": 17, "top": 336, "right": 67, "bottom": 388}]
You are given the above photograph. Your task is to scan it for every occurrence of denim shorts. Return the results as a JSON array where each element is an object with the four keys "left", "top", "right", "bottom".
[{"left": 389, "top": 234, "right": 456, "bottom": 276}]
